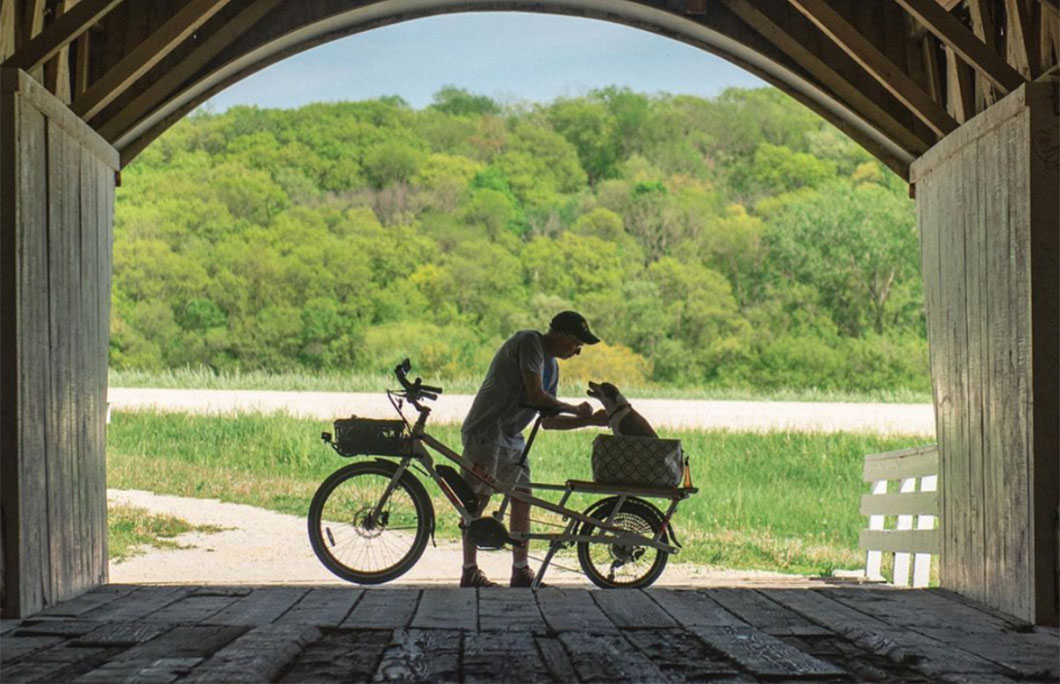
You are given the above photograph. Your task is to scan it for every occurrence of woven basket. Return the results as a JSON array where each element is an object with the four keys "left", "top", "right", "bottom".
[{"left": 590, "top": 434, "right": 683, "bottom": 488}]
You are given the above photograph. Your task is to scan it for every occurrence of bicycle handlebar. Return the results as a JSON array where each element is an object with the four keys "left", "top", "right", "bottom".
[{"left": 393, "top": 358, "right": 443, "bottom": 402}]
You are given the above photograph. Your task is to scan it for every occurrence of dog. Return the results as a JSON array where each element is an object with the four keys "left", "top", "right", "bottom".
[{"left": 586, "top": 381, "right": 658, "bottom": 438}]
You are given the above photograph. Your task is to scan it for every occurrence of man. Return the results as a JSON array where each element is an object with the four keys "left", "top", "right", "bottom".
[{"left": 459, "top": 311, "right": 608, "bottom": 588}]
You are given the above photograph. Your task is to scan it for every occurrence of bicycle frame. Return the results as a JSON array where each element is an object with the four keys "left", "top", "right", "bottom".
[{"left": 376, "top": 398, "right": 689, "bottom": 561}]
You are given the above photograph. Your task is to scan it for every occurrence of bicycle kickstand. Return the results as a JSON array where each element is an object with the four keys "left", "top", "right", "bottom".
[{"left": 532, "top": 518, "right": 577, "bottom": 590}]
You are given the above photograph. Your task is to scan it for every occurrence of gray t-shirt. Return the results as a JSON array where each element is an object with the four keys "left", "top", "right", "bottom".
[{"left": 461, "top": 330, "right": 559, "bottom": 449}]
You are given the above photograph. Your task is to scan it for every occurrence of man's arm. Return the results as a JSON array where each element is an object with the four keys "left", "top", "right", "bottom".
[
  {"left": 542, "top": 409, "right": 609, "bottom": 430},
  {"left": 520, "top": 368, "right": 593, "bottom": 419}
]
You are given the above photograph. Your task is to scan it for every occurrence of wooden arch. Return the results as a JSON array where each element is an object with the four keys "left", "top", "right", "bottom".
[
  {"left": 1, "top": 0, "right": 1057, "bottom": 623},
  {"left": 0, "top": 0, "right": 1056, "bottom": 175}
]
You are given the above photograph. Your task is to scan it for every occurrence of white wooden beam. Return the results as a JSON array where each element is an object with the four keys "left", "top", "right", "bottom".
[
  {"left": 922, "top": 34, "right": 943, "bottom": 104},
  {"left": 1005, "top": 0, "right": 1038, "bottom": 78},
  {"left": 722, "top": 0, "right": 931, "bottom": 155},
  {"left": 968, "top": 0, "right": 1000, "bottom": 110},
  {"left": 787, "top": 0, "right": 958, "bottom": 136},
  {"left": 72, "top": 28, "right": 89, "bottom": 96},
  {"left": 1041, "top": 3, "right": 1060, "bottom": 73},
  {"left": 945, "top": 45, "right": 976, "bottom": 123},
  {"left": 2, "top": 0, "right": 122, "bottom": 72},
  {"left": 21, "top": 0, "right": 46, "bottom": 46},
  {"left": 0, "top": 0, "right": 17, "bottom": 62},
  {"left": 43, "top": 0, "right": 77, "bottom": 103},
  {"left": 98, "top": 0, "right": 284, "bottom": 141},
  {"left": 895, "top": 0, "right": 1025, "bottom": 93},
  {"left": 72, "top": 0, "right": 234, "bottom": 121}
]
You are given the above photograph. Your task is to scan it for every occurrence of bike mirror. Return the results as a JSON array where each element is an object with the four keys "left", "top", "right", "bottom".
[{"left": 399, "top": 358, "right": 411, "bottom": 374}]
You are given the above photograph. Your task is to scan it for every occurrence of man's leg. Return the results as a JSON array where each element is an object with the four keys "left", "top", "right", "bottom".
[
  {"left": 462, "top": 495, "right": 489, "bottom": 567},
  {"left": 510, "top": 492, "right": 530, "bottom": 565},
  {"left": 459, "top": 432, "right": 500, "bottom": 587}
]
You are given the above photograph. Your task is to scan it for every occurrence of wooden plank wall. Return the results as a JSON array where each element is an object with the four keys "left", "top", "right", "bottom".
[
  {"left": 1, "top": 68, "right": 117, "bottom": 618},
  {"left": 911, "top": 81, "right": 1058, "bottom": 626}
]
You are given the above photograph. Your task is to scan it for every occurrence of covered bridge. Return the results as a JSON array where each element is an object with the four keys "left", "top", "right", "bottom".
[{"left": 1, "top": 0, "right": 1057, "bottom": 637}]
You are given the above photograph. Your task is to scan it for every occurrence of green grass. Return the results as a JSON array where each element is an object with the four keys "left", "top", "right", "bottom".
[
  {"left": 109, "top": 367, "right": 932, "bottom": 404},
  {"left": 108, "top": 503, "right": 224, "bottom": 563},
  {"left": 106, "top": 410, "right": 928, "bottom": 575}
]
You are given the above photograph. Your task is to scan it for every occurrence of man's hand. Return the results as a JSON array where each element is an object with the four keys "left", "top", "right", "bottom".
[
  {"left": 591, "top": 408, "right": 609, "bottom": 427},
  {"left": 573, "top": 401, "right": 594, "bottom": 419}
]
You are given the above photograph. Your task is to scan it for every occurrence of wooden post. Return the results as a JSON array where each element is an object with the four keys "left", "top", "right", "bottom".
[
  {"left": 911, "top": 82, "right": 1059, "bottom": 626},
  {"left": 0, "top": 68, "right": 117, "bottom": 618}
]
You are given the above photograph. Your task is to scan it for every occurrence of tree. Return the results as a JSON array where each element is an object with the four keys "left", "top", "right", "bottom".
[
  {"left": 764, "top": 180, "right": 919, "bottom": 336},
  {"left": 749, "top": 143, "right": 837, "bottom": 195},
  {"left": 623, "top": 181, "right": 683, "bottom": 264},
  {"left": 361, "top": 139, "right": 425, "bottom": 188},
  {"left": 698, "top": 204, "right": 766, "bottom": 305},
  {"left": 430, "top": 86, "right": 501, "bottom": 117},
  {"left": 546, "top": 98, "right": 619, "bottom": 184}
]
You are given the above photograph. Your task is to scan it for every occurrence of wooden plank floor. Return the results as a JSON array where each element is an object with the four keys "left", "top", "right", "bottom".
[{"left": 1, "top": 584, "right": 1056, "bottom": 682}]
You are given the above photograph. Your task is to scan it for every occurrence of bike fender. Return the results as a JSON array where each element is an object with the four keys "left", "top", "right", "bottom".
[{"left": 666, "top": 521, "right": 682, "bottom": 548}]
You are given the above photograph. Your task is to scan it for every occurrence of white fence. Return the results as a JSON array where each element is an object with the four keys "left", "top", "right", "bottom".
[{"left": 859, "top": 445, "right": 939, "bottom": 587}]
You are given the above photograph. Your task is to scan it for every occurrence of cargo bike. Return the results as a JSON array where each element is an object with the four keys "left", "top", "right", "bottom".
[{"left": 308, "top": 360, "right": 698, "bottom": 589}]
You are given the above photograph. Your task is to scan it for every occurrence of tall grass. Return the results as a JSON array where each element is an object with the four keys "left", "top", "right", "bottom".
[
  {"left": 107, "top": 410, "right": 927, "bottom": 574},
  {"left": 109, "top": 367, "right": 932, "bottom": 404}
]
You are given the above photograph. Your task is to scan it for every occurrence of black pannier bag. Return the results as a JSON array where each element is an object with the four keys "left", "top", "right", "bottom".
[{"left": 332, "top": 416, "right": 413, "bottom": 457}]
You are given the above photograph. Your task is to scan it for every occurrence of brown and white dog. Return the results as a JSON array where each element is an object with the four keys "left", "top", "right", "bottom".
[{"left": 586, "top": 381, "right": 658, "bottom": 438}]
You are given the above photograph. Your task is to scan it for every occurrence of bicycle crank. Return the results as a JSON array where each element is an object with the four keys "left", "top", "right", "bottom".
[{"left": 467, "top": 516, "right": 520, "bottom": 550}]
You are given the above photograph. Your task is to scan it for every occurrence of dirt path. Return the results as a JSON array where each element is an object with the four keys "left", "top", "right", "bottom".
[
  {"left": 108, "top": 489, "right": 842, "bottom": 588},
  {"left": 109, "top": 388, "right": 935, "bottom": 435}
]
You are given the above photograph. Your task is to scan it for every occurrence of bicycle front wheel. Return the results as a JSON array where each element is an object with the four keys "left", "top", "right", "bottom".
[{"left": 308, "top": 460, "right": 433, "bottom": 584}]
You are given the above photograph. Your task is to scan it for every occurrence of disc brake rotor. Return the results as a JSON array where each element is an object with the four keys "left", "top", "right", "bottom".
[{"left": 351, "top": 506, "right": 388, "bottom": 539}]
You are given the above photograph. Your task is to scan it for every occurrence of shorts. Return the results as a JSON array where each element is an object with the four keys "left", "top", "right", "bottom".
[{"left": 460, "top": 431, "right": 530, "bottom": 500}]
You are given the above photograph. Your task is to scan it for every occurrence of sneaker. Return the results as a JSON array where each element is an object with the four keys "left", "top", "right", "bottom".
[
  {"left": 460, "top": 566, "right": 499, "bottom": 588},
  {"left": 510, "top": 566, "right": 549, "bottom": 588}
]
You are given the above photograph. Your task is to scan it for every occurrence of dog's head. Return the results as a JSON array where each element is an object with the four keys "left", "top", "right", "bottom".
[{"left": 586, "top": 381, "right": 624, "bottom": 411}]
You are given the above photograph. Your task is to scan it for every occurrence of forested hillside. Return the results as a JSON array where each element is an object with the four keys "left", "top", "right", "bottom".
[{"left": 113, "top": 86, "right": 928, "bottom": 392}]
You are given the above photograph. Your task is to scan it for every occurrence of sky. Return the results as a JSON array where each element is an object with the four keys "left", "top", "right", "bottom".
[{"left": 203, "top": 12, "right": 766, "bottom": 111}]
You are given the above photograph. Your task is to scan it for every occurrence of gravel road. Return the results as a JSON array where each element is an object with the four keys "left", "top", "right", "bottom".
[{"left": 109, "top": 388, "right": 935, "bottom": 436}]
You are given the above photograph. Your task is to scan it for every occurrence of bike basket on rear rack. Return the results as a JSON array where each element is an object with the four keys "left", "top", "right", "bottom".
[
  {"left": 332, "top": 416, "right": 413, "bottom": 457},
  {"left": 591, "top": 434, "right": 684, "bottom": 488}
]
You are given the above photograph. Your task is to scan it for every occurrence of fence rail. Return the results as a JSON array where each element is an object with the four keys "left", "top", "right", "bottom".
[{"left": 859, "top": 444, "right": 939, "bottom": 587}]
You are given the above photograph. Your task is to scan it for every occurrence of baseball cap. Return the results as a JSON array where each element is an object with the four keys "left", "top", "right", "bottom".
[{"left": 549, "top": 311, "right": 600, "bottom": 345}]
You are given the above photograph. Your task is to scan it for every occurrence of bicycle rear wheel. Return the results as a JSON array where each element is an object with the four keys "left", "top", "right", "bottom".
[
  {"left": 576, "top": 497, "right": 669, "bottom": 589},
  {"left": 308, "top": 460, "right": 433, "bottom": 584}
]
